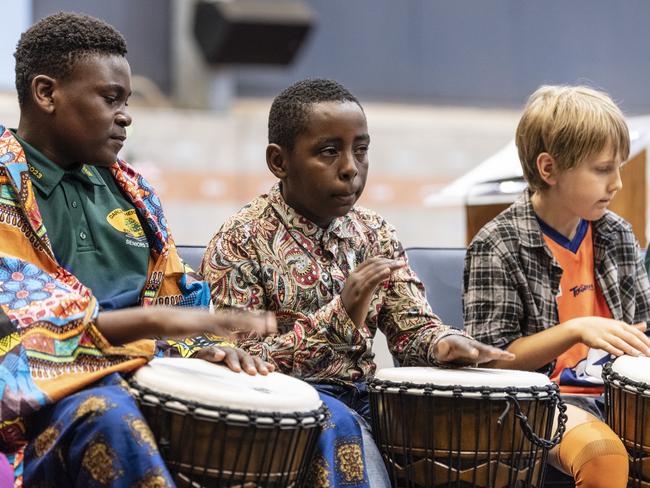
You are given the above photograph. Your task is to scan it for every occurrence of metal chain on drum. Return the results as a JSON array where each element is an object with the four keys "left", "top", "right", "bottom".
[{"left": 501, "top": 386, "right": 567, "bottom": 450}]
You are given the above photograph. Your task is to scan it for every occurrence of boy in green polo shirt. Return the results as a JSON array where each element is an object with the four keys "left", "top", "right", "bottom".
[{"left": 0, "top": 12, "right": 274, "bottom": 486}]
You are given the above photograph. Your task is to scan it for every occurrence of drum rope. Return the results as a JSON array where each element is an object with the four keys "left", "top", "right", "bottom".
[
  {"left": 501, "top": 387, "right": 567, "bottom": 450},
  {"left": 370, "top": 379, "right": 568, "bottom": 450}
]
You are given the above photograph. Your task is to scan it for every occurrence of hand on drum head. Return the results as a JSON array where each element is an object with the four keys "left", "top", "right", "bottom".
[
  {"left": 433, "top": 335, "right": 515, "bottom": 366},
  {"left": 341, "top": 257, "right": 405, "bottom": 327},
  {"left": 193, "top": 346, "right": 276, "bottom": 376},
  {"left": 570, "top": 317, "right": 650, "bottom": 357}
]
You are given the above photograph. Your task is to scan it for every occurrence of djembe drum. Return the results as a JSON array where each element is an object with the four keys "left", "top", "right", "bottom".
[
  {"left": 129, "top": 357, "right": 326, "bottom": 487},
  {"left": 369, "top": 366, "right": 566, "bottom": 488},
  {"left": 603, "top": 355, "right": 650, "bottom": 487}
]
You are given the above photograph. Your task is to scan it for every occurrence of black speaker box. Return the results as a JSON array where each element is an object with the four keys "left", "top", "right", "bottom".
[{"left": 193, "top": 0, "right": 314, "bottom": 65}]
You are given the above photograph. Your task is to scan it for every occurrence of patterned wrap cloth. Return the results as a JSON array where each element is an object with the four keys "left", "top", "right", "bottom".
[{"left": 0, "top": 126, "right": 222, "bottom": 486}]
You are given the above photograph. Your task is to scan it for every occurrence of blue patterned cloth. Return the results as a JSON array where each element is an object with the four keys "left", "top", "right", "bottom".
[
  {"left": 310, "top": 392, "right": 370, "bottom": 487},
  {"left": 24, "top": 373, "right": 173, "bottom": 487}
]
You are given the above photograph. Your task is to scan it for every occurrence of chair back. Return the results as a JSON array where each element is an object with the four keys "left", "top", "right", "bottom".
[
  {"left": 177, "top": 245, "right": 205, "bottom": 271},
  {"left": 405, "top": 247, "right": 466, "bottom": 329}
]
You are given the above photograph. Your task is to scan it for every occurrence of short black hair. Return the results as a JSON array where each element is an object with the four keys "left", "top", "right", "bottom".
[
  {"left": 14, "top": 12, "right": 128, "bottom": 107},
  {"left": 268, "top": 78, "right": 362, "bottom": 150}
]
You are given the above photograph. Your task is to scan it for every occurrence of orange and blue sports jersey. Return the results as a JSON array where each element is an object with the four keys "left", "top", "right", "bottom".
[{"left": 540, "top": 218, "right": 611, "bottom": 395}]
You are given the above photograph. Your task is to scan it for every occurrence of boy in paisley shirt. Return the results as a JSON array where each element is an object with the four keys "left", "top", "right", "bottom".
[{"left": 202, "top": 78, "right": 513, "bottom": 487}]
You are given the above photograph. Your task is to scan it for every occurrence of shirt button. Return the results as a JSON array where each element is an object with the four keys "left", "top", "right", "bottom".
[
  {"left": 79, "top": 231, "right": 87, "bottom": 240},
  {"left": 71, "top": 201, "right": 78, "bottom": 208}
]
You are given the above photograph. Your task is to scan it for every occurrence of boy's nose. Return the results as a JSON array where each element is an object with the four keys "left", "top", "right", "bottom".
[
  {"left": 610, "top": 168, "right": 623, "bottom": 193},
  {"left": 116, "top": 111, "right": 132, "bottom": 127},
  {"left": 338, "top": 152, "right": 358, "bottom": 181}
]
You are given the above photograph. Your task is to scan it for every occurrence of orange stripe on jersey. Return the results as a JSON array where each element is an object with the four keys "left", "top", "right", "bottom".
[{"left": 543, "top": 222, "right": 611, "bottom": 395}]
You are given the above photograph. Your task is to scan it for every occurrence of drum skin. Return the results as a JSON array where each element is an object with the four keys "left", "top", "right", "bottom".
[
  {"left": 604, "top": 357, "right": 650, "bottom": 488},
  {"left": 369, "top": 367, "right": 562, "bottom": 488},
  {"left": 130, "top": 358, "right": 326, "bottom": 487}
]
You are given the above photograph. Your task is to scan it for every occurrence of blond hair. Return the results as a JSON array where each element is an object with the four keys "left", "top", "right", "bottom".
[{"left": 516, "top": 85, "right": 629, "bottom": 191}]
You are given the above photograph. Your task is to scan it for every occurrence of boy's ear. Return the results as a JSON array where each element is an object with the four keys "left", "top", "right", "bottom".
[
  {"left": 266, "top": 143, "right": 288, "bottom": 179},
  {"left": 536, "top": 152, "right": 559, "bottom": 186},
  {"left": 31, "top": 75, "right": 57, "bottom": 114}
]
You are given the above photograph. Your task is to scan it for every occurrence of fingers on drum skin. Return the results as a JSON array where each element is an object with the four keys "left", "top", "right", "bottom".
[
  {"left": 223, "top": 348, "right": 243, "bottom": 372},
  {"left": 252, "top": 356, "right": 270, "bottom": 375},
  {"left": 239, "top": 353, "right": 258, "bottom": 375},
  {"left": 608, "top": 334, "right": 642, "bottom": 356},
  {"left": 595, "top": 338, "right": 623, "bottom": 357},
  {"left": 617, "top": 329, "right": 649, "bottom": 355}
]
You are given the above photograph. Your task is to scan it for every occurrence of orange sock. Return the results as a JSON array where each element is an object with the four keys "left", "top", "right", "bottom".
[{"left": 557, "top": 420, "right": 628, "bottom": 488}]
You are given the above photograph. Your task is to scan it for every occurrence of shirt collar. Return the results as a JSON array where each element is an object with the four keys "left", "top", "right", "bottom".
[
  {"left": 515, "top": 187, "right": 621, "bottom": 247},
  {"left": 11, "top": 130, "right": 105, "bottom": 197},
  {"left": 267, "top": 182, "right": 356, "bottom": 242}
]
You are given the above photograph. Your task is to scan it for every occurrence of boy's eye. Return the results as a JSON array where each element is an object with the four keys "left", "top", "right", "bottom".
[
  {"left": 104, "top": 96, "right": 117, "bottom": 104},
  {"left": 320, "top": 147, "right": 338, "bottom": 157},
  {"left": 354, "top": 145, "right": 369, "bottom": 156}
]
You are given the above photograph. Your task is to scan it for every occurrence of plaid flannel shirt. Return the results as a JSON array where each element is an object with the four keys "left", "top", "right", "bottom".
[{"left": 463, "top": 189, "right": 650, "bottom": 353}]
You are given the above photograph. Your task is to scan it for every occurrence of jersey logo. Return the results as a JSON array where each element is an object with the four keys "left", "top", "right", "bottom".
[{"left": 569, "top": 283, "right": 594, "bottom": 297}]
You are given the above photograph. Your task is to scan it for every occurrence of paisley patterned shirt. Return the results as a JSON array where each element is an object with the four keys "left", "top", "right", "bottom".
[{"left": 202, "top": 183, "right": 462, "bottom": 385}]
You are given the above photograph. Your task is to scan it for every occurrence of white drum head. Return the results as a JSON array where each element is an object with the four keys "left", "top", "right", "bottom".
[
  {"left": 374, "top": 366, "right": 552, "bottom": 398},
  {"left": 132, "top": 358, "right": 322, "bottom": 414},
  {"left": 611, "top": 355, "right": 650, "bottom": 386}
]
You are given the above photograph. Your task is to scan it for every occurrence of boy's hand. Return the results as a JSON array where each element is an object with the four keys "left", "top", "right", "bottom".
[
  {"left": 571, "top": 317, "right": 650, "bottom": 357},
  {"left": 341, "top": 257, "right": 405, "bottom": 327},
  {"left": 194, "top": 346, "right": 275, "bottom": 376},
  {"left": 433, "top": 335, "right": 515, "bottom": 366}
]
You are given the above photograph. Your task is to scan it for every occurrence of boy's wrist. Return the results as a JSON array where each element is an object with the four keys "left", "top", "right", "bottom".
[{"left": 562, "top": 317, "right": 584, "bottom": 344}]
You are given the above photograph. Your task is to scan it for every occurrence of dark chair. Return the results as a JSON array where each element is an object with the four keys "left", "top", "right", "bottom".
[
  {"left": 405, "top": 247, "right": 465, "bottom": 329},
  {"left": 177, "top": 245, "right": 205, "bottom": 271}
]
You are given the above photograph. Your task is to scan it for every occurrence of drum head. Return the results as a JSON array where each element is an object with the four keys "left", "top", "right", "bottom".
[
  {"left": 132, "top": 358, "right": 321, "bottom": 413},
  {"left": 374, "top": 366, "right": 552, "bottom": 397},
  {"left": 611, "top": 355, "right": 650, "bottom": 387}
]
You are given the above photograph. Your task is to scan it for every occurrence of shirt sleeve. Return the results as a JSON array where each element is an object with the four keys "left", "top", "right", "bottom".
[
  {"left": 372, "top": 224, "right": 468, "bottom": 366},
  {"left": 463, "top": 239, "right": 523, "bottom": 350},
  {"left": 633, "top": 239, "right": 650, "bottom": 325},
  {"left": 200, "top": 228, "right": 367, "bottom": 375}
]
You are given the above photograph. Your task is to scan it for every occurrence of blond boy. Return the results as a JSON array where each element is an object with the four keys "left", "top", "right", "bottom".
[{"left": 463, "top": 85, "right": 650, "bottom": 487}]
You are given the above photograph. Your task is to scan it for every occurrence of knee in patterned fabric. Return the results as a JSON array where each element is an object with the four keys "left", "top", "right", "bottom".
[{"left": 559, "top": 420, "right": 628, "bottom": 488}]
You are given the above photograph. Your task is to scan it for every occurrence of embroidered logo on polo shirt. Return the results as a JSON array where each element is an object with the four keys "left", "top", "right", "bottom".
[
  {"left": 106, "top": 208, "right": 148, "bottom": 248},
  {"left": 27, "top": 164, "right": 43, "bottom": 180}
]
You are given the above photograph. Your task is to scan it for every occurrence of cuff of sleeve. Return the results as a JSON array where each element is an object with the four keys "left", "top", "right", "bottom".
[
  {"left": 428, "top": 327, "right": 471, "bottom": 365},
  {"left": 84, "top": 297, "right": 155, "bottom": 358},
  {"left": 87, "top": 321, "right": 156, "bottom": 358}
]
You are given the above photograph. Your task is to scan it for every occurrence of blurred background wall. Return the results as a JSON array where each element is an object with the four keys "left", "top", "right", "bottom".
[{"left": 1, "top": 1, "right": 649, "bottom": 248}]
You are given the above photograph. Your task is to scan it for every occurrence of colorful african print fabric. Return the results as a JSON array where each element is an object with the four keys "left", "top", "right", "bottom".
[
  {"left": 0, "top": 126, "right": 219, "bottom": 485},
  {"left": 202, "top": 183, "right": 461, "bottom": 386},
  {"left": 24, "top": 373, "right": 173, "bottom": 487},
  {"left": 308, "top": 392, "right": 370, "bottom": 488}
]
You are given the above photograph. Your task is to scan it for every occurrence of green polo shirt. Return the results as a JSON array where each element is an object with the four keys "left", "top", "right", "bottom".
[{"left": 13, "top": 131, "right": 150, "bottom": 310}]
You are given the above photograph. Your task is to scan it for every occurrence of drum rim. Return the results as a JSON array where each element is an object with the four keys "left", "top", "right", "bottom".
[
  {"left": 603, "top": 361, "right": 650, "bottom": 393},
  {"left": 367, "top": 377, "right": 560, "bottom": 398},
  {"left": 129, "top": 379, "right": 328, "bottom": 424}
]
